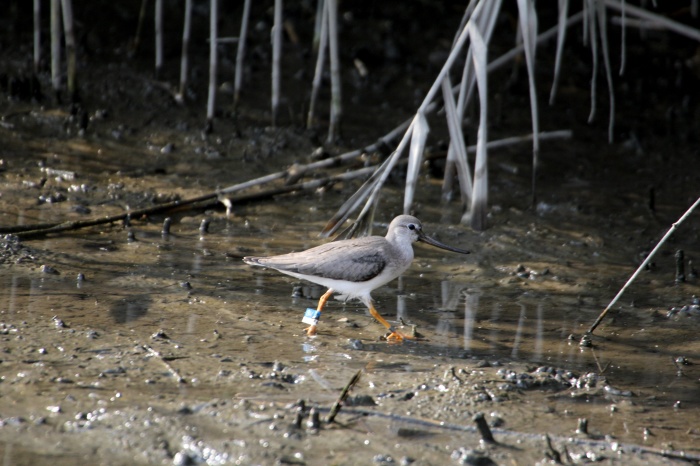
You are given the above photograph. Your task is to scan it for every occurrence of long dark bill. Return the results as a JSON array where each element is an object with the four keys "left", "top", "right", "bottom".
[{"left": 418, "top": 231, "right": 470, "bottom": 254}]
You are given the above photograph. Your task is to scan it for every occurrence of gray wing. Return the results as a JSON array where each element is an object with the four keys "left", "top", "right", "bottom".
[{"left": 244, "top": 237, "right": 388, "bottom": 282}]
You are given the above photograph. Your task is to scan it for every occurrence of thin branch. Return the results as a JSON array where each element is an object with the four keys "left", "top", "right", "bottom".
[
  {"left": 307, "top": 0, "right": 329, "bottom": 129},
  {"left": 586, "top": 196, "right": 700, "bottom": 336},
  {"left": 306, "top": 406, "right": 700, "bottom": 462},
  {"left": 5, "top": 166, "right": 376, "bottom": 240},
  {"left": 143, "top": 344, "right": 186, "bottom": 384},
  {"left": 604, "top": 0, "right": 700, "bottom": 41},
  {"left": 326, "top": 369, "right": 363, "bottom": 424}
]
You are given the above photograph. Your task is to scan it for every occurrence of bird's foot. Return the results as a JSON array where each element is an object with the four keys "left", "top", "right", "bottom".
[
  {"left": 384, "top": 330, "right": 412, "bottom": 343},
  {"left": 304, "top": 325, "right": 318, "bottom": 336},
  {"left": 383, "top": 324, "right": 424, "bottom": 343}
]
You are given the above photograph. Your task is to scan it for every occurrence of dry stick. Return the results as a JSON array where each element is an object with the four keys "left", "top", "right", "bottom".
[
  {"left": 308, "top": 406, "right": 700, "bottom": 463},
  {"left": 586, "top": 196, "right": 700, "bottom": 336},
  {"left": 285, "top": 122, "right": 410, "bottom": 184},
  {"left": 8, "top": 166, "right": 376, "bottom": 240},
  {"left": 217, "top": 166, "right": 376, "bottom": 208},
  {"left": 475, "top": 129, "right": 571, "bottom": 151},
  {"left": 233, "top": 0, "right": 252, "bottom": 109},
  {"left": 142, "top": 345, "right": 186, "bottom": 384},
  {"left": 326, "top": 369, "right": 363, "bottom": 424},
  {"left": 3, "top": 131, "right": 570, "bottom": 239},
  {"left": 0, "top": 142, "right": 392, "bottom": 236},
  {"left": 544, "top": 435, "right": 562, "bottom": 463},
  {"left": 604, "top": 0, "right": 700, "bottom": 41},
  {"left": 473, "top": 412, "right": 495, "bottom": 443},
  {"left": 0, "top": 130, "right": 569, "bottom": 238}
]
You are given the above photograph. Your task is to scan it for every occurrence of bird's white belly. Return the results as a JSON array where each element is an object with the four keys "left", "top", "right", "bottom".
[{"left": 276, "top": 263, "right": 410, "bottom": 300}]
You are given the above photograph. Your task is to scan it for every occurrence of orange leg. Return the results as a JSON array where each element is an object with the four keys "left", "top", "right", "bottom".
[
  {"left": 367, "top": 301, "right": 413, "bottom": 342},
  {"left": 305, "top": 289, "right": 334, "bottom": 336}
]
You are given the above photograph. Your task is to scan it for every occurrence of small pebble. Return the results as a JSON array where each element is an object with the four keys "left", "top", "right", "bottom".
[
  {"left": 348, "top": 339, "right": 364, "bottom": 350},
  {"left": 53, "top": 317, "right": 67, "bottom": 328},
  {"left": 40, "top": 265, "right": 59, "bottom": 274},
  {"left": 151, "top": 329, "right": 170, "bottom": 340}
]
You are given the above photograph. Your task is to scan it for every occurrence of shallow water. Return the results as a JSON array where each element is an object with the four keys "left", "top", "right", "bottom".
[{"left": 2, "top": 178, "right": 699, "bottom": 464}]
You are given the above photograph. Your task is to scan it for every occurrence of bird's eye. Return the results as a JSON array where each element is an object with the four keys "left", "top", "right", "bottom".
[{"left": 407, "top": 224, "right": 416, "bottom": 230}]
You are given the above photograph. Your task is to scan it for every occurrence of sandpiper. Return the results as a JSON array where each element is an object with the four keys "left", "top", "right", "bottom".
[{"left": 243, "top": 215, "right": 469, "bottom": 341}]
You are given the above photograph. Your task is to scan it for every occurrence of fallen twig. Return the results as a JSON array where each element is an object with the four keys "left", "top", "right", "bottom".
[
  {"left": 585, "top": 196, "right": 700, "bottom": 336},
  {"left": 473, "top": 412, "right": 496, "bottom": 443},
  {"left": 2, "top": 130, "right": 570, "bottom": 240},
  {"left": 311, "top": 406, "right": 700, "bottom": 462},
  {"left": 143, "top": 344, "right": 186, "bottom": 384},
  {"left": 3, "top": 166, "right": 375, "bottom": 240},
  {"left": 604, "top": 0, "right": 700, "bottom": 42},
  {"left": 326, "top": 368, "right": 363, "bottom": 424}
]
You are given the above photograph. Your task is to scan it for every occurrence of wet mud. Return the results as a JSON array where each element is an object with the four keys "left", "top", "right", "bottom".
[{"left": 2, "top": 2, "right": 700, "bottom": 465}]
